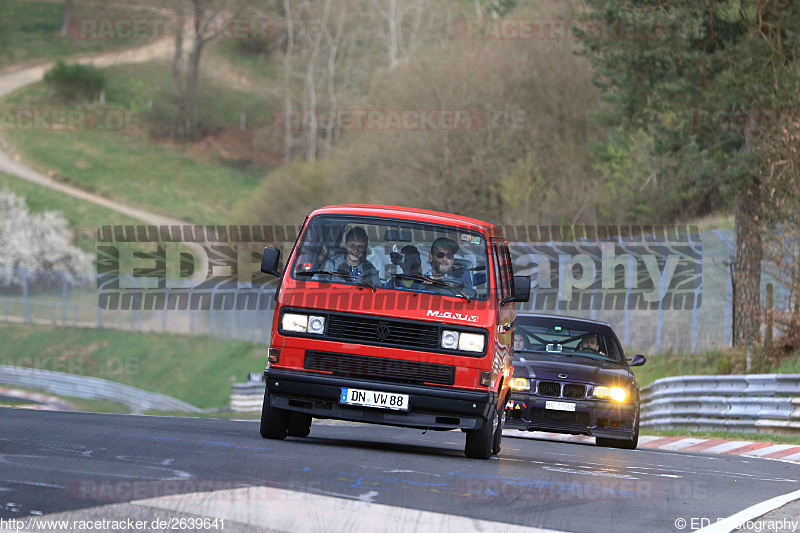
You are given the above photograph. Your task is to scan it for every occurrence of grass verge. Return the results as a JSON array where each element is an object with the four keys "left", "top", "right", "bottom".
[
  {"left": 0, "top": 322, "right": 266, "bottom": 408},
  {"left": 631, "top": 348, "right": 800, "bottom": 388}
]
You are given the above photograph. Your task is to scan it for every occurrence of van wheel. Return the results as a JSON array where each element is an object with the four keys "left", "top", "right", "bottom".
[
  {"left": 287, "top": 413, "right": 312, "bottom": 438},
  {"left": 465, "top": 403, "right": 498, "bottom": 459},
  {"left": 259, "top": 391, "right": 289, "bottom": 440},
  {"left": 492, "top": 406, "right": 505, "bottom": 456}
]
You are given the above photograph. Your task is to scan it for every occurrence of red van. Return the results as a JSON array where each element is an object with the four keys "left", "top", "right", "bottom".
[{"left": 258, "top": 205, "right": 530, "bottom": 459}]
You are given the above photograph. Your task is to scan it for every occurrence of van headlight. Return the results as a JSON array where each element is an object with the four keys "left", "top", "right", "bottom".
[
  {"left": 441, "top": 330, "right": 485, "bottom": 352},
  {"left": 459, "top": 333, "right": 485, "bottom": 352},
  {"left": 594, "top": 386, "right": 627, "bottom": 402},
  {"left": 441, "top": 330, "right": 460, "bottom": 350},
  {"left": 281, "top": 313, "right": 325, "bottom": 334}
]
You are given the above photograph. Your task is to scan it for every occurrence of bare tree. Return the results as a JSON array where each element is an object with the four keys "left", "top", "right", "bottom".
[
  {"left": 59, "top": 0, "right": 73, "bottom": 36},
  {"left": 171, "top": 0, "right": 247, "bottom": 140}
]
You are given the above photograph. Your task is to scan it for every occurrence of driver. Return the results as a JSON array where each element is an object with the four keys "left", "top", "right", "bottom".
[
  {"left": 324, "top": 226, "right": 380, "bottom": 286},
  {"left": 426, "top": 237, "right": 472, "bottom": 288},
  {"left": 578, "top": 334, "right": 601, "bottom": 353}
]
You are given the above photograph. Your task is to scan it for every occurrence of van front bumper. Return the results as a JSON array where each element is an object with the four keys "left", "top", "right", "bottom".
[{"left": 264, "top": 368, "right": 496, "bottom": 431}]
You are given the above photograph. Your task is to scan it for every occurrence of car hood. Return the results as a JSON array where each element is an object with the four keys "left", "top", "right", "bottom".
[{"left": 513, "top": 353, "right": 635, "bottom": 386}]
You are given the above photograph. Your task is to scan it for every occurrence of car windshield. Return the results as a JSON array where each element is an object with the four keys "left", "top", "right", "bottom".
[
  {"left": 514, "top": 318, "right": 623, "bottom": 363},
  {"left": 290, "top": 214, "right": 490, "bottom": 300}
]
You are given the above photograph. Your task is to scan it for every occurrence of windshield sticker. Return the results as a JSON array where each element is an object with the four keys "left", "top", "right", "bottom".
[{"left": 471, "top": 236, "right": 481, "bottom": 244}]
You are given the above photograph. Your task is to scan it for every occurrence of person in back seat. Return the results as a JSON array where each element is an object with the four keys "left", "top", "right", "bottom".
[{"left": 385, "top": 245, "right": 426, "bottom": 291}]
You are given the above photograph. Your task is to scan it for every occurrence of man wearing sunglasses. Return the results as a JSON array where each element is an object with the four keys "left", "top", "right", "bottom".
[{"left": 427, "top": 237, "right": 473, "bottom": 290}]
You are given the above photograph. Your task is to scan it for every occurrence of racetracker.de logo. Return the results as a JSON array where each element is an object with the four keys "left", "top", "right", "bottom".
[
  {"left": 453, "top": 18, "right": 666, "bottom": 40},
  {"left": 72, "top": 17, "right": 280, "bottom": 40},
  {"left": 274, "top": 109, "right": 528, "bottom": 132}
]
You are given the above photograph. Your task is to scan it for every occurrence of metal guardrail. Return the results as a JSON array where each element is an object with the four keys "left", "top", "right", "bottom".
[
  {"left": 640, "top": 374, "right": 800, "bottom": 434},
  {"left": 0, "top": 365, "right": 205, "bottom": 413},
  {"left": 230, "top": 382, "right": 265, "bottom": 413}
]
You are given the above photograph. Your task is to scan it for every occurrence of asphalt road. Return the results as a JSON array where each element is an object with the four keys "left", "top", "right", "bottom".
[{"left": 1, "top": 408, "right": 798, "bottom": 532}]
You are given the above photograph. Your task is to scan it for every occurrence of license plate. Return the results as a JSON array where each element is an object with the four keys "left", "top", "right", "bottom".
[
  {"left": 340, "top": 388, "right": 409, "bottom": 411},
  {"left": 545, "top": 400, "right": 576, "bottom": 412}
]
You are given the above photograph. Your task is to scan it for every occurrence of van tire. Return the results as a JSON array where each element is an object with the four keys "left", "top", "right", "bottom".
[
  {"left": 465, "top": 402, "right": 498, "bottom": 459},
  {"left": 492, "top": 405, "right": 505, "bottom": 455},
  {"left": 287, "top": 413, "right": 312, "bottom": 438},
  {"left": 260, "top": 391, "right": 289, "bottom": 440}
]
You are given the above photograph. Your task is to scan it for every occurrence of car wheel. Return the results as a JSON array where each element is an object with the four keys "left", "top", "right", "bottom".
[
  {"left": 465, "top": 402, "right": 498, "bottom": 459},
  {"left": 259, "top": 391, "right": 289, "bottom": 440},
  {"left": 596, "top": 407, "right": 639, "bottom": 450},
  {"left": 287, "top": 413, "right": 312, "bottom": 438}
]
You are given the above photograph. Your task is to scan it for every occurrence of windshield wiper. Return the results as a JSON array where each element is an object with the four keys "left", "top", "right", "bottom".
[
  {"left": 394, "top": 274, "right": 472, "bottom": 302},
  {"left": 296, "top": 269, "right": 377, "bottom": 290}
]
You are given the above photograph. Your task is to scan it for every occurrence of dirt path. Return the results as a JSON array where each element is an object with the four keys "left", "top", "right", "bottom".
[{"left": 0, "top": 39, "right": 188, "bottom": 227}]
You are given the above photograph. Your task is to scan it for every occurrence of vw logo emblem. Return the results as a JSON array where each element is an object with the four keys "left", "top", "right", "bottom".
[
  {"left": 559, "top": 373, "right": 568, "bottom": 379},
  {"left": 376, "top": 323, "right": 391, "bottom": 342}
]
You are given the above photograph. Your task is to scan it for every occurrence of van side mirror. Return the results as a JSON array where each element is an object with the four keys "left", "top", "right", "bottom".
[
  {"left": 501, "top": 275, "right": 531, "bottom": 306},
  {"left": 512, "top": 276, "right": 531, "bottom": 303},
  {"left": 628, "top": 354, "right": 647, "bottom": 367},
  {"left": 261, "top": 247, "right": 282, "bottom": 277}
]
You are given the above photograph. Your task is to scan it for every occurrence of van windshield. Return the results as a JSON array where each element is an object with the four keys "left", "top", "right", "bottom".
[{"left": 290, "top": 215, "right": 491, "bottom": 300}]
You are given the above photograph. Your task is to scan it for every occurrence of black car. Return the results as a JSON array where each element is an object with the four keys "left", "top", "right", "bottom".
[{"left": 505, "top": 314, "right": 646, "bottom": 449}]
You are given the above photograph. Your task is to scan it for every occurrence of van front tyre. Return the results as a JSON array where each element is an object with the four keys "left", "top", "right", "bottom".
[
  {"left": 260, "top": 392, "right": 289, "bottom": 440},
  {"left": 465, "top": 403, "right": 498, "bottom": 459}
]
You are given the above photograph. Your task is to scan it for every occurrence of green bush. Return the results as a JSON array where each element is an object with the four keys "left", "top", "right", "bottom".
[{"left": 43, "top": 60, "right": 106, "bottom": 102}]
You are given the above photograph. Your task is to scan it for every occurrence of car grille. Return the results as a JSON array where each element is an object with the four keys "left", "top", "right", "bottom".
[
  {"left": 563, "top": 384, "right": 587, "bottom": 399},
  {"left": 536, "top": 381, "right": 587, "bottom": 399},
  {"left": 304, "top": 351, "right": 455, "bottom": 385},
  {"left": 326, "top": 314, "right": 440, "bottom": 350},
  {"left": 537, "top": 381, "right": 561, "bottom": 397},
  {"left": 529, "top": 407, "right": 590, "bottom": 427}
]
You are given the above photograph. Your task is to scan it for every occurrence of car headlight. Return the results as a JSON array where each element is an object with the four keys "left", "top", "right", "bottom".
[
  {"left": 281, "top": 313, "right": 325, "bottom": 334},
  {"left": 441, "top": 330, "right": 460, "bottom": 350},
  {"left": 510, "top": 377, "right": 530, "bottom": 391},
  {"left": 458, "top": 332, "right": 485, "bottom": 352},
  {"left": 594, "top": 386, "right": 627, "bottom": 402}
]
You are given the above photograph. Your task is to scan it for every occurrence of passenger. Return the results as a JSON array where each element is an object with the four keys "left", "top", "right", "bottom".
[
  {"left": 385, "top": 245, "right": 426, "bottom": 291},
  {"left": 427, "top": 237, "right": 473, "bottom": 288},
  {"left": 514, "top": 333, "right": 529, "bottom": 352},
  {"left": 324, "top": 227, "right": 381, "bottom": 286}
]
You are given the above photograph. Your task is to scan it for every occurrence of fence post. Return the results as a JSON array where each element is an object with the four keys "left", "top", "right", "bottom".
[
  {"left": 21, "top": 268, "right": 29, "bottom": 323},
  {"left": 765, "top": 283, "right": 773, "bottom": 351},
  {"left": 61, "top": 272, "right": 68, "bottom": 324},
  {"left": 162, "top": 288, "right": 169, "bottom": 332},
  {"left": 623, "top": 254, "right": 634, "bottom": 346}
]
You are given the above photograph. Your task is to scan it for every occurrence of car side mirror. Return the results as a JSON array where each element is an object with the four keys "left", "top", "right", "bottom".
[
  {"left": 261, "top": 247, "right": 282, "bottom": 277},
  {"left": 628, "top": 354, "right": 646, "bottom": 367}
]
